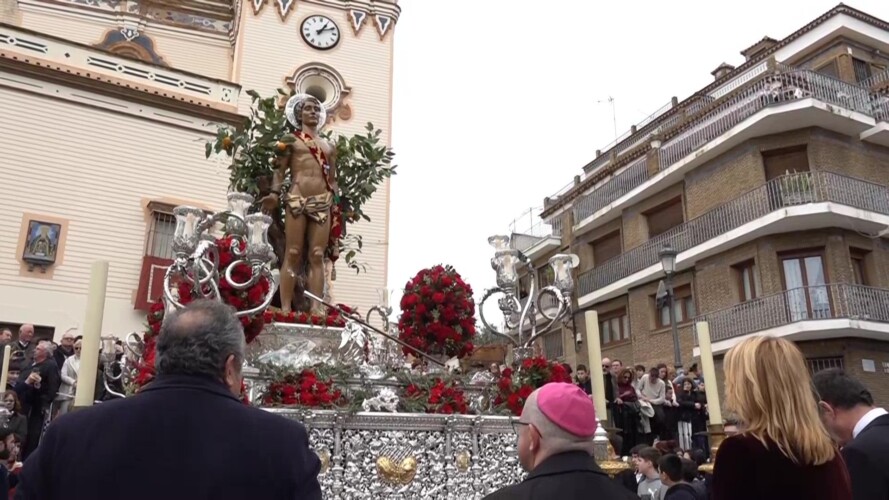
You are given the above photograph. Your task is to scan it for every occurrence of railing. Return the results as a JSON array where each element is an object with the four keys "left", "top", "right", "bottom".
[
  {"left": 542, "top": 330, "right": 564, "bottom": 360},
  {"left": 862, "top": 68, "right": 889, "bottom": 90},
  {"left": 547, "top": 65, "right": 889, "bottom": 216},
  {"left": 695, "top": 284, "right": 889, "bottom": 344},
  {"left": 577, "top": 171, "right": 889, "bottom": 296},
  {"left": 509, "top": 208, "right": 563, "bottom": 253},
  {"left": 660, "top": 68, "right": 885, "bottom": 169},
  {"left": 572, "top": 156, "right": 648, "bottom": 222}
]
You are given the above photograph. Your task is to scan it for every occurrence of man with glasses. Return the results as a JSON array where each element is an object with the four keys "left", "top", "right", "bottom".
[{"left": 484, "top": 383, "right": 636, "bottom": 499}]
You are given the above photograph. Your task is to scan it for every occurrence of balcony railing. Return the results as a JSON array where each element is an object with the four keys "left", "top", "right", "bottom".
[
  {"left": 510, "top": 216, "right": 563, "bottom": 253},
  {"left": 578, "top": 171, "right": 889, "bottom": 297},
  {"left": 573, "top": 156, "right": 648, "bottom": 223},
  {"left": 695, "top": 284, "right": 889, "bottom": 344},
  {"left": 549, "top": 65, "right": 888, "bottom": 219},
  {"left": 862, "top": 68, "right": 889, "bottom": 91},
  {"left": 660, "top": 67, "right": 887, "bottom": 168}
]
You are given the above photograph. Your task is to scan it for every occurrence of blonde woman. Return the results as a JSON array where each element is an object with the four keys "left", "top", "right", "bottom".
[{"left": 712, "top": 336, "right": 851, "bottom": 500}]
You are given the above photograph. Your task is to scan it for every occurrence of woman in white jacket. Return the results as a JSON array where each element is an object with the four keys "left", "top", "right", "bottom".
[{"left": 56, "top": 339, "right": 81, "bottom": 416}]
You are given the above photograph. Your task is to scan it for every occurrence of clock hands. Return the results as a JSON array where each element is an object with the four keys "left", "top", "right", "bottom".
[{"left": 315, "top": 23, "right": 337, "bottom": 35}]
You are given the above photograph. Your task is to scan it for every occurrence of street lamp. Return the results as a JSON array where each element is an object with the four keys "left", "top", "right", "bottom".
[{"left": 658, "top": 243, "right": 682, "bottom": 369}]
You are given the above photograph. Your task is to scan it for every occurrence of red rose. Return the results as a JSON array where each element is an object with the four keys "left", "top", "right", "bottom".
[
  {"left": 518, "top": 385, "right": 534, "bottom": 400},
  {"left": 431, "top": 292, "right": 445, "bottom": 304}
]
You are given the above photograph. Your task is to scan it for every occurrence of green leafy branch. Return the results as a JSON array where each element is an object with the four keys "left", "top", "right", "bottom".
[{"left": 205, "top": 89, "right": 396, "bottom": 273}]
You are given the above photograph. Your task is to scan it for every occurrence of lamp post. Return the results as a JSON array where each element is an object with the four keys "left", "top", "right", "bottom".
[{"left": 658, "top": 243, "right": 682, "bottom": 370}]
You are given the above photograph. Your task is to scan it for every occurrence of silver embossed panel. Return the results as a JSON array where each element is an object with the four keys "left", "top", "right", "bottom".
[{"left": 268, "top": 410, "right": 524, "bottom": 499}]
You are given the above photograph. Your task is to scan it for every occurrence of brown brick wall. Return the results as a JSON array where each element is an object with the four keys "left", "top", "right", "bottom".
[
  {"left": 573, "top": 218, "right": 622, "bottom": 274},
  {"left": 621, "top": 183, "right": 684, "bottom": 250},
  {"left": 797, "top": 339, "right": 889, "bottom": 408},
  {"left": 685, "top": 145, "right": 765, "bottom": 219},
  {"left": 627, "top": 271, "right": 696, "bottom": 370},
  {"left": 807, "top": 129, "right": 889, "bottom": 184}
]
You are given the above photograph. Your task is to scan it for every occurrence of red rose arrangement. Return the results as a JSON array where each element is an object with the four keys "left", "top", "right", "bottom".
[
  {"left": 262, "top": 369, "right": 346, "bottom": 408},
  {"left": 134, "top": 301, "right": 165, "bottom": 388},
  {"left": 397, "top": 265, "right": 476, "bottom": 358},
  {"left": 494, "top": 357, "right": 572, "bottom": 416},
  {"left": 403, "top": 378, "right": 468, "bottom": 414}
]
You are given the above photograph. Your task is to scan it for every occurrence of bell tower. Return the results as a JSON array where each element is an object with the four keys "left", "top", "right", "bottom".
[{"left": 231, "top": 0, "right": 400, "bottom": 316}]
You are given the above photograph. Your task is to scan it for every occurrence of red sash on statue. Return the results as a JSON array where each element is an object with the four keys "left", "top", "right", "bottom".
[{"left": 293, "top": 130, "right": 344, "bottom": 262}]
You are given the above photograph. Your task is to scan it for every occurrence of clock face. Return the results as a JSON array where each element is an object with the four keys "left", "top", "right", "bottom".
[{"left": 301, "top": 15, "right": 340, "bottom": 50}]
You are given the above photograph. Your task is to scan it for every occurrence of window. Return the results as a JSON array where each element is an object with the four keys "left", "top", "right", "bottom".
[
  {"left": 538, "top": 266, "right": 555, "bottom": 288},
  {"left": 645, "top": 197, "right": 684, "bottom": 239},
  {"left": 591, "top": 230, "right": 622, "bottom": 265},
  {"left": 806, "top": 356, "right": 844, "bottom": 375},
  {"left": 815, "top": 59, "right": 840, "bottom": 79},
  {"left": 733, "top": 260, "right": 760, "bottom": 302},
  {"left": 763, "top": 146, "right": 809, "bottom": 181},
  {"left": 136, "top": 203, "right": 186, "bottom": 311},
  {"left": 543, "top": 330, "right": 563, "bottom": 359},
  {"left": 780, "top": 251, "right": 830, "bottom": 321},
  {"left": 599, "top": 308, "right": 630, "bottom": 345},
  {"left": 852, "top": 58, "right": 872, "bottom": 83},
  {"left": 518, "top": 273, "right": 531, "bottom": 300},
  {"left": 656, "top": 284, "right": 695, "bottom": 328},
  {"left": 850, "top": 249, "right": 869, "bottom": 286},
  {"left": 146, "top": 211, "right": 176, "bottom": 260}
]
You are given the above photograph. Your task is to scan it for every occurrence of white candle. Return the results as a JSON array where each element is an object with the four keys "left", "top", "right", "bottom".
[
  {"left": 584, "top": 311, "right": 608, "bottom": 423},
  {"left": 74, "top": 261, "right": 109, "bottom": 408},
  {"left": 695, "top": 321, "right": 723, "bottom": 425},
  {"left": 251, "top": 221, "right": 263, "bottom": 246},
  {"left": 183, "top": 213, "right": 196, "bottom": 238},
  {"left": 0, "top": 345, "right": 10, "bottom": 390}
]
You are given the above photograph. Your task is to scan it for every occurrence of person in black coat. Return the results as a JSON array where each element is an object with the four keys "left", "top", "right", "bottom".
[
  {"left": 483, "top": 382, "right": 635, "bottom": 500},
  {"left": 15, "top": 300, "right": 321, "bottom": 500},
  {"left": 814, "top": 368, "right": 889, "bottom": 500},
  {"left": 659, "top": 454, "right": 703, "bottom": 500},
  {"left": 14, "top": 341, "right": 59, "bottom": 459}
]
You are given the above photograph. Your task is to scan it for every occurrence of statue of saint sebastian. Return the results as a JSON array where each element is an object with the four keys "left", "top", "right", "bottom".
[{"left": 261, "top": 95, "right": 339, "bottom": 314}]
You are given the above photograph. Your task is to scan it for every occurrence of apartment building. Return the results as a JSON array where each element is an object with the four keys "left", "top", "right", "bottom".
[{"left": 509, "top": 4, "right": 889, "bottom": 403}]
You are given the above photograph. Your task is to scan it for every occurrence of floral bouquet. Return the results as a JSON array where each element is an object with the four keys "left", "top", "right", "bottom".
[
  {"left": 494, "top": 357, "right": 572, "bottom": 416},
  {"left": 397, "top": 265, "right": 476, "bottom": 359}
]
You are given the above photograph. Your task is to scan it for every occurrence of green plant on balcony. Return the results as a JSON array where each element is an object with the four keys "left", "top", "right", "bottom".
[{"left": 779, "top": 170, "right": 814, "bottom": 204}]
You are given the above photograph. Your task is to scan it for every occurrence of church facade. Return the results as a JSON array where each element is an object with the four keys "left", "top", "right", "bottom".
[{"left": 0, "top": 0, "right": 399, "bottom": 340}]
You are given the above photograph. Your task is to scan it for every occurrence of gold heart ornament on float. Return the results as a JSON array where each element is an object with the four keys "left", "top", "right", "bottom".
[{"left": 376, "top": 448, "right": 418, "bottom": 485}]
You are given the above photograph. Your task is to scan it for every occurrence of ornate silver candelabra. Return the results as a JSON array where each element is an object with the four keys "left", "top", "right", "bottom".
[
  {"left": 478, "top": 235, "right": 578, "bottom": 362},
  {"left": 162, "top": 192, "right": 279, "bottom": 315}
]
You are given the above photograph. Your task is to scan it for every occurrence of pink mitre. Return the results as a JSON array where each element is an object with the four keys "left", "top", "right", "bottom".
[{"left": 536, "top": 382, "right": 597, "bottom": 437}]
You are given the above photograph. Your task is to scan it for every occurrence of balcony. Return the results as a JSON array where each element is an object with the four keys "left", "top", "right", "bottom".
[
  {"left": 509, "top": 210, "right": 563, "bottom": 260},
  {"left": 694, "top": 284, "right": 889, "bottom": 355},
  {"left": 577, "top": 171, "right": 889, "bottom": 306},
  {"left": 570, "top": 66, "right": 888, "bottom": 233}
]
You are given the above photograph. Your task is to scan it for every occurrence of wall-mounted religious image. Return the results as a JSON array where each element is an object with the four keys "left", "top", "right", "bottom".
[{"left": 22, "top": 220, "right": 62, "bottom": 271}]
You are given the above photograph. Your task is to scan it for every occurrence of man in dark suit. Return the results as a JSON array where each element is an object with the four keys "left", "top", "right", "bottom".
[
  {"left": 15, "top": 300, "right": 321, "bottom": 500},
  {"left": 483, "top": 382, "right": 636, "bottom": 500},
  {"left": 814, "top": 368, "right": 889, "bottom": 500}
]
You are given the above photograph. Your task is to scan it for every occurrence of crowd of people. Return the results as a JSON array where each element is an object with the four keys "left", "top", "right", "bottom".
[
  {"left": 575, "top": 359, "right": 711, "bottom": 459},
  {"left": 0, "top": 324, "right": 126, "bottom": 497},
  {"left": 2, "top": 303, "right": 887, "bottom": 499}
]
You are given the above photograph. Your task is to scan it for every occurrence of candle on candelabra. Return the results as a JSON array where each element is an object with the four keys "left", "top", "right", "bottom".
[
  {"left": 74, "top": 261, "right": 109, "bottom": 409},
  {"left": 0, "top": 345, "right": 10, "bottom": 390},
  {"left": 183, "top": 213, "right": 197, "bottom": 238},
  {"left": 694, "top": 321, "right": 723, "bottom": 425},
  {"left": 584, "top": 311, "right": 608, "bottom": 423}
]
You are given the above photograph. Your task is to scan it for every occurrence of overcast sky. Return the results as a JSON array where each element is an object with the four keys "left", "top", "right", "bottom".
[{"left": 387, "top": 0, "right": 888, "bottom": 317}]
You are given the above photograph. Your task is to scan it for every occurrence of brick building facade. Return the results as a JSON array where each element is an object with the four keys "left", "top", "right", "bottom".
[{"left": 508, "top": 4, "right": 889, "bottom": 405}]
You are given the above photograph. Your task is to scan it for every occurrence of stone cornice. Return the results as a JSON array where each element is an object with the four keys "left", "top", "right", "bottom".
[{"left": 0, "top": 22, "right": 242, "bottom": 125}]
